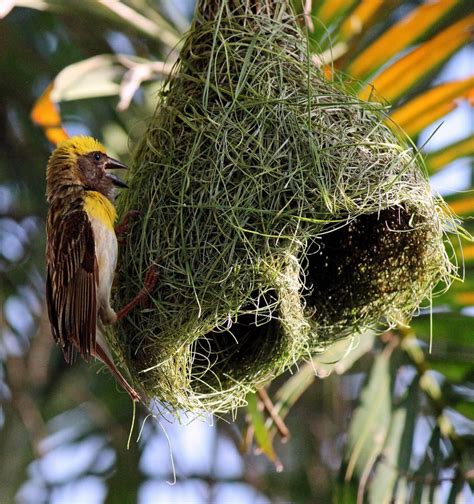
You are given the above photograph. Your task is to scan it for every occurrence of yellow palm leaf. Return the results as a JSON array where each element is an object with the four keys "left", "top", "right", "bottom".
[
  {"left": 348, "top": 0, "right": 460, "bottom": 79},
  {"left": 317, "top": 0, "right": 358, "bottom": 26},
  {"left": 463, "top": 245, "right": 474, "bottom": 261},
  {"left": 389, "top": 77, "right": 474, "bottom": 136},
  {"left": 425, "top": 136, "right": 474, "bottom": 173},
  {"left": 30, "top": 83, "right": 69, "bottom": 145},
  {"left": 358, "top": 15, "right": 474, "bottom": 103},
  {"left": 449, "top": 196, "right": 474, "bottom": 216},
  {"left": 339, "top": 1, "right": 386, "bottom": 41},
  {"left": 455, "top": 292, "right": 474, "bottom": 305}
]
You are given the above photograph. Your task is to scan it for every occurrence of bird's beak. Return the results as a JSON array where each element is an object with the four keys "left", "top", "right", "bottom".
[
  {"left": 105, "top": 156, "right": 128, "bottom": 188},
  {"left": 107, "top": 173, "right": 128, "bottom": 188},
  {"left": 105, "top": 157, "right": 128, "bottom": 170}
]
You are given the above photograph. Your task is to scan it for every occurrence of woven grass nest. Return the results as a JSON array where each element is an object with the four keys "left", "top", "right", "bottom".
[{"left": 112, "top": 0, "right": 456, "bottom": 414}]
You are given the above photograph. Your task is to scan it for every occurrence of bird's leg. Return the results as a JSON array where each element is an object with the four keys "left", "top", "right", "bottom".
[
  {"left": 116, "top": 266, "right": 159, "bottom": 321},
  {"left": 92, "top": 343, "right": 141, "bottom": 402},
  {"left": 115, "top": 210, "right": 142, "bottom": 245},
  {"left": 99, "top": 265, "right": 158, "bottom": 400}
]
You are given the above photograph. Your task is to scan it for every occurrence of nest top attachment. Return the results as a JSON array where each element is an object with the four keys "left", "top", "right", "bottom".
[{"left": 113, "top": 1, "right": 456, "bottom": 414}]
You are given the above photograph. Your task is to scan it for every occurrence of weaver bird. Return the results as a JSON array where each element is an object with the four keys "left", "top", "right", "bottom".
[{"left": 46, "top": 136, "right": 154, "bottom": 401}]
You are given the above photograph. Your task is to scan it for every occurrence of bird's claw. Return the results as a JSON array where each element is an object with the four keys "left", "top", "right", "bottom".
[
  {"left": 116, "top": 210, "right": 142, "bottom": 244},
  {"left": 143, "top": 266, "right": 159, "bottom": 294},
  {"left": 116, "top": 260, "right": 160, "bottom": 320}
]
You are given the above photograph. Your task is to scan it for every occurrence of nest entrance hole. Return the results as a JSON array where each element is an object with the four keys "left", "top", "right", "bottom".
[
  {"left": 190, "top": 290, "right": 282, "bottom": 391},
  {"left": 303, "top": 205, "right": 424, "bottom": 336}
]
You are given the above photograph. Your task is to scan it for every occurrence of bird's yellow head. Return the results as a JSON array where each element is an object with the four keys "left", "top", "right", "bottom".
[{"left": 46, "top": 136, "right": 128, "bottom": 203}]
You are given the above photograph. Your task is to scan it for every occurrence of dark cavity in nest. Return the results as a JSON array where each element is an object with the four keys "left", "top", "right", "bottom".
[
  {"left": 303, "top": 206, "right": 424, "bottom": 338},
  {"left": 189, "top": 205, "right": 436, "bottom": 392},
  {"left": 190, "top": 290, "right": 283, "bottom": 392}
]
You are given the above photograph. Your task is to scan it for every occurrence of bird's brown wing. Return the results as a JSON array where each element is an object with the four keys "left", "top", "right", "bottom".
[{"left": 46, "top": 209, "right": 97, "bottom": 363}]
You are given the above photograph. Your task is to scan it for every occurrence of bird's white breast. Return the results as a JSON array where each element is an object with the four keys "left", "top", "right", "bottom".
[{"left": 89, "top": 216, "right": 118, "bottom": 310}]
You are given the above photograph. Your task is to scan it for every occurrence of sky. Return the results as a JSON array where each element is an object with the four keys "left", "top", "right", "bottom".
[{"left": 421, "top": 46, "right": 473, "bottom": 196}]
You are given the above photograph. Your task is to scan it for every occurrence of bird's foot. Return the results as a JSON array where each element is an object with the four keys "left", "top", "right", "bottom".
[
  {"left": 116, "top": 265, "right": 159, "bottom": 321},
  {"left": 93, "top": 343, "right": 141, "bottom": 401},
  {"left": 115, "top": 210, "right": 142, "bottom": 245}
]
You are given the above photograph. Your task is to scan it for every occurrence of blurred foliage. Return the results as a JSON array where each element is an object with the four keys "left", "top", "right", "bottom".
[{"left": 0, "top": 0, "right": 473, "bottom": 503}]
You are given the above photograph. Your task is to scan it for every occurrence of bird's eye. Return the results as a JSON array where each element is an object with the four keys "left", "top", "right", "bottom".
[{"left": 94, "top": 153, "right": 101, "bottom": 161}]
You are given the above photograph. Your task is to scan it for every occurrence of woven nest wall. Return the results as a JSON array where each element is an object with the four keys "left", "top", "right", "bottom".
[{"left": 112, "top": 0, "right": 455, "bottom": 413}]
